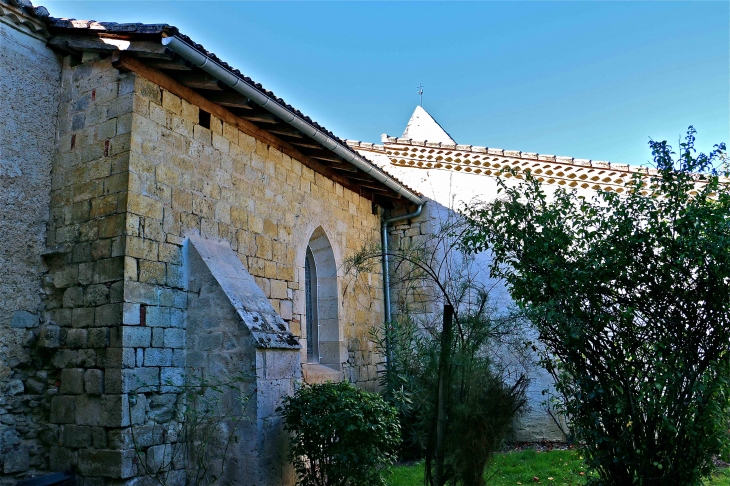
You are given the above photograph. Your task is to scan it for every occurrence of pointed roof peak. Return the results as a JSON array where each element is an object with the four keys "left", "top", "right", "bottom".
[{"left": 402, "top": 106, "right": 455, "bottom": 145}]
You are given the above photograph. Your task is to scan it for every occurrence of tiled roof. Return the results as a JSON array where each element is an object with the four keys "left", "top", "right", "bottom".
[
  {"left": 0, "top": 0, "right": 50, "bottom": 37},
  {"left": 349, "top": 136, "right": 654, "bottom": 194},
  {"left": 44, "top": 17, "right": 375, "bottom": 179}
]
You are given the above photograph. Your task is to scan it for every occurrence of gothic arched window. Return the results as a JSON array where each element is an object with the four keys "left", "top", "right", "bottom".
[{"left": 304, "top": 227, "right": 340, "bottom": 369}]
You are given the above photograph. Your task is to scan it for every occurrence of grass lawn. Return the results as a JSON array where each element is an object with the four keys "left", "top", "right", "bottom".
[{"left": 389, "top": 449, "right": 730, "bottom": 485}]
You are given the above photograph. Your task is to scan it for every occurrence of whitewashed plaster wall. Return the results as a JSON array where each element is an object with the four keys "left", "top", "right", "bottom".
[{"left": 361, "top": 148, "right": 568, "bottom": 441}]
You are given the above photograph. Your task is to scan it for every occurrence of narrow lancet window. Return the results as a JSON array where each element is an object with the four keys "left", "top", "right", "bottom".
[{"left": 305, "top": 246, "right": 319, "bottom": 363}]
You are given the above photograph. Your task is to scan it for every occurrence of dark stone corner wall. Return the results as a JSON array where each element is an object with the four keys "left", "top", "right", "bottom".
[{"left": 0, "top": 10, "right": 61, "bottom": 482}]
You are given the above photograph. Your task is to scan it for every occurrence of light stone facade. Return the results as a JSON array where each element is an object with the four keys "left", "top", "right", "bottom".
[{"left": 0, "top": 7, "right": 390, "bottom": 482}]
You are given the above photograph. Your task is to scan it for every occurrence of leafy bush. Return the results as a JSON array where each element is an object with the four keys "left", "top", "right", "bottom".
[
  {"left": 464, "top": 128, "right": 730, "bottom": 485},
  {"left": 278, "top": 381, "right": 401, "bottom": 486}
]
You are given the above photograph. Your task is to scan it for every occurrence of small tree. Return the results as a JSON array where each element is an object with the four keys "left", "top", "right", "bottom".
[
  {"left": 463, "top": 127, "right": 729, "bottom": 485},
  {"left": 278, "top": 381, "right": 401, "bottom": 486},
  {"left": 349, "top": 214, "right": 529, "bottom": 486}
]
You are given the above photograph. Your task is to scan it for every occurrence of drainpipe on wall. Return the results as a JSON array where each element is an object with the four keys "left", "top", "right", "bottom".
[{"left": 381, "top": 203, "right": 424, "bottom": 369}]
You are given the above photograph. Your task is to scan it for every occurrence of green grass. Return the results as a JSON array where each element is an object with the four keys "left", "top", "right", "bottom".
[{"left": 388, "top": 450, "right": 730, "bottom": 485}]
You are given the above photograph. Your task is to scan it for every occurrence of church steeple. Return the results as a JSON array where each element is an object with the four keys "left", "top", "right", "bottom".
[{"left": 401, "top": 106, "right": 455, "bottom": 144}]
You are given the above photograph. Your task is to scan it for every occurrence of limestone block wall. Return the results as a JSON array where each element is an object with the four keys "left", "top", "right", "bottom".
[
  {"left": 0, "top": 10, "right": 61, "bottom": 481},
  {"left": 0, "top": 46, "right": 390, "bottom": 483},
  {"left": 124, "top": 74, "right": 385, "bottom": 393},
  {"left": 187, "top": 236, "right": 300, "bottom": 485},
  {"left": 39, "top": 54, "right": 136, "bottom": 481}
]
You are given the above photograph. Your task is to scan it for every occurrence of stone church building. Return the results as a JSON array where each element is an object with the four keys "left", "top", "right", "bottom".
[
  {"left": 348, "top": 105, "right": 644, "bottom": 447},
  {"left": 0, "top": 1, "right": 426, "bottom": 483},
  {"left": 0, "top": 1, "right": 649, "bottom": 484}
]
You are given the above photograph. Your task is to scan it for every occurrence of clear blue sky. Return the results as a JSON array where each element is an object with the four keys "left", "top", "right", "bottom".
[{"left": 44, "top": 1, "right": 728, "bottom": 167}]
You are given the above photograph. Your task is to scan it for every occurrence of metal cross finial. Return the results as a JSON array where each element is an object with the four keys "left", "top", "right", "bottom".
[{"left": 417, "top": 83, "right": 424, "bottom": 106}]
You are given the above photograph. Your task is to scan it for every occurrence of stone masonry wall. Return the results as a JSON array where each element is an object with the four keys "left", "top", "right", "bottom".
[
  {"left": 1, "top": 47, "right": 389, "bottom": 483},
  {"left": 0, "top": 12, "right": 61, "bottom": 481},
  {"left": 40, "top": 54, "right": 136, "bottom": 483},
  {"left": 124, "top": 73, "right": 385, "bottom": 395}
]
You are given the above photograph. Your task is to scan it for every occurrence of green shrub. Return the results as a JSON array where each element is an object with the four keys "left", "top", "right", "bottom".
[
  {"left": 464, "top": 128, "right": 730, "bottom": 485},
  {"left": 278, "top": 381, "right": 401, "bottom": 486}
]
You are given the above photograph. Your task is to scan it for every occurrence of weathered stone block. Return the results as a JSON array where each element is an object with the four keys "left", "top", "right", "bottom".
[
  {"left": 2, "top": 448, "right": 30, "bottom": 474},
  {"left": 139, "top": 259, "right": 166, "bottom": 285},
  {"left": 88, "top": 328, "right": 110, "bottom": 347},
  {"left": 63, "top": 286, "right": 85, "bottom": 308},
  {"left": 158, "top": 242, "right": 182, "bottom": 265},
  {"left": 72, "top": 307, "right": 95, "bottom": 327},
  {"left": 49, "top": 446, "right": 77, "bottom": 471},
  {"left": 280, "top": 300, "right": 293, "bottom": 321},
  {"left": 163, "top": 328, "right": 185, "bottom": 348},
  {"left": 85, "top": 283, "right": 110, "bottom": 306},
  {"left": 91, "top": 239, "right": 112, "bottom": 260},
  {"left": 110, "top": 280, "right": 125, "bottom": 303},
  {"left": 38, "top": 324, "right": 61, "bottom": 349},
  {"left": 151, "top": 328, "right": 164, "bottom": 347},
  {"left": 123, "top": 302, "right": 141, "bottom": 325},
  {"left": 62, "top": 425, "right": 92, "bottom": 448},
  {"left": 124, "top": 281, "right": 159, "bottom": 306},
  {"left": 95, "top": 256, "right": 124, "bottom": 283},
  {"left": 63, "top": 328, "right": 87, "bottom": 348},
  {"left": 121, "top": 367, "right": 159, "bottom": 393},
  {"left": 144, "top": 348, "right": 172, "bottom": 366},
  {"left": 172, "top": 349, "right": 185, "bottom": 367},
  {"left": 91, "top": 427, "right": 108, "bottom": 448},
  {"left": 10, "top": 310, "right": 38, "bottom": 328},
  {"left": 52, "top": 349, "right": 78, "bottom": 369},
  {"left": 128, "top": 195, "right": 163, "bottom": 222},
  {"left": 171, "top": 307, "right": 185, "bottom": 328},
  {"left": 77, "top": 449, "right": 136, "bottom": 479},
  {"left": 145, "top": 443, "right": 173, "bottom": 472},
  {"left": 78, "top": 262, "right": 94, "bottom": 286},
  {"left": 50, "top": 396, "right": 76, "bottom": 424},
  {"left": 95, "top": 303, "right": 123, "bottom": 327},
  {"left": 60, "top": 368, "right": 85, "bottom": 394},
  {"left": 48, "top": 308, "right": 73, "bottom": 327},
  {"left": 98, "top": 213, "right": 126, "bottom": 239},
  {"left": 166, "top": 263, "right": 184, "bottom": 288},
  {"left": 85, "top": 369, "right": 104, "bottom": 394},
  {"left": 121, "top": 326, "right": 151, "bottom": 348},
  {"left": 146, "top": 306, "right": 171, "bottom": 328},
  {"left": 160, "top": 367, "right": 184, "bottom": 393},
  {"left": 270, "top": 279, "right": 288, "bottom": 299},
  {"left": 77, "top": 348, "right": 98, "bottom": 368},
  {"left": 76, "top": 394, "right": 127, "bottom": 427}
]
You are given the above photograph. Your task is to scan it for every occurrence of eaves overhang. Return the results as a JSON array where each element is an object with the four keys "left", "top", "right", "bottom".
[{"left": 44, "top": 18, "right": 423, "bottom": 208}]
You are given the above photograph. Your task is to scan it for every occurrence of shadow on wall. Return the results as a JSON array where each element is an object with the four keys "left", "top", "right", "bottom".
[
  {"left": 181, "top": 236, "right": 301, "bottom": 485},
  {"left": 386, "top": 198, "right": 567, "bottom": 442}
]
